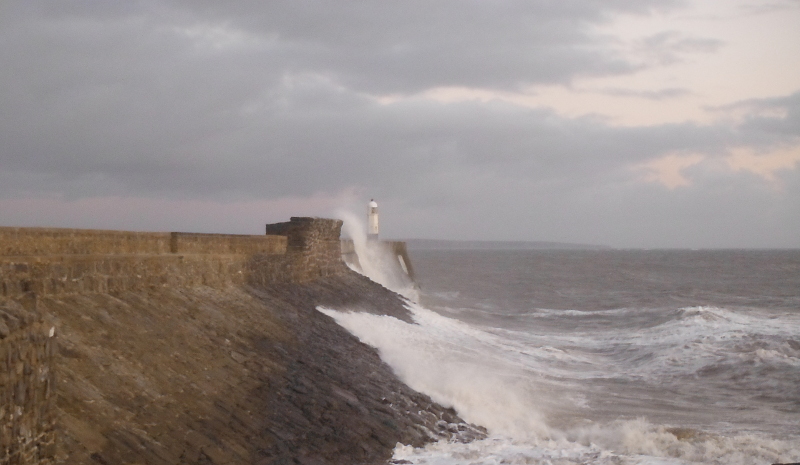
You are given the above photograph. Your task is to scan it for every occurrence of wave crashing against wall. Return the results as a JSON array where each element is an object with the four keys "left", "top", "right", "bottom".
[
  {"left": 336, "top": 209, "right": 417, "bottom": 300},
  {"left": 0, "top": 217, "right": 483, "bottom": 465}
]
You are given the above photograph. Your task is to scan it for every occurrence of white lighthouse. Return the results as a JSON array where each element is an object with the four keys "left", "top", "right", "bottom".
[{"left": 367, "top": 199, "right": 379, "bottom": 241}]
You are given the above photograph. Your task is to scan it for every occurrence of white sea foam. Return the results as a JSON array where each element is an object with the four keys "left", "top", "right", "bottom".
[
  {"left": 336, "top": 209, "right": 419, "bottom": 300},
  {"left": 319, "top": 304, "right": 552, "bottom": 438},
  {"left": 489, "top": 304, "right": 800, "bottom": 385},
  {"left": 318, "top": 243, "right": 800, "bottom": 463},
  {"left": 317, "top": 303, "right": 800, "bottom": 465},
  {"left": 392, "top": 427, "right": 799, "bottom": 465},
  {"left": 525, "top": 307, "right": 641, "bottom": 318}
]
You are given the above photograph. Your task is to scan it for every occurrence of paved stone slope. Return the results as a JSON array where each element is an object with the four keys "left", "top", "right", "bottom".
[
  {"left": 0, "top": 298, "right": 56, "bottom": 464},
  {"left": 45, "top": 270, "right": 484, "bottom": 465}
]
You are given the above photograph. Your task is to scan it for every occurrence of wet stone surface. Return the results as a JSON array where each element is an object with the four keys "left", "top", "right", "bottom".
[
  {"left": 42, "top": 270, "right": 484, "bottom": 465},
  {"left": 251, "top": 272, "right": 486, "bottom": 464}
]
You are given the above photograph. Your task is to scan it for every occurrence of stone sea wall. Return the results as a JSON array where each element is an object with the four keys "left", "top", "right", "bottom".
[
  {"left": 263, "top": 217, "right": 347, "bottom": 283},
  {"left": 0, "top": 217, "right": 349, "bottom": 465},
  {"left": 0, "top": 218, "right": 351, "bottom": 300},
  {"left": 0, "top": 217, "right": 446, "bottom": 465},
  {"left": 0, "top": 299, "right": 56, "bottom": 465},
  {"left": 0, "top": 228, "right": 172, "bottom": 256},
  {"left": 0, "top": 228, "right": 288, "bottom": 257}
]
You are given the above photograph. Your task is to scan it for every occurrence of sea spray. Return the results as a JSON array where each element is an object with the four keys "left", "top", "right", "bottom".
[
  {"left": 316, "top": 242, "right": 800, "bottom": 464},
  {"left": 318, "top": 304, "right": 551, "bottom": 438},
  {"left": 335, "top": 209, "right": 418, "bottom": 300},
  {"left": 319, "top": 304, "right": 800, "bottom": 465}
]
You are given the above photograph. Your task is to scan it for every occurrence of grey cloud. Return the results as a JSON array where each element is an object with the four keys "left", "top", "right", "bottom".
[
  {"left": 0, "top": 57, "right": 787, "bottom": 202},
  {"left": 637, "top": 31, "right": 724, "bottom": 66},
  {"left": 389, "top": 161, "right": 800, "bottom": 248},
  {"left": 739, "top": 0, "right": 800, "bottom": 15},
  {"left": 715, "top": 92, "right": 800, "bottom": 139},
  {"left": 0, "top": 1, "right": 797, "bottom": 247},
  {"left": 6, "top": 0, "right": 684, "bottom": 95},
  {"left": 595, "top": 87, "right": 691, "bottom": 100}
]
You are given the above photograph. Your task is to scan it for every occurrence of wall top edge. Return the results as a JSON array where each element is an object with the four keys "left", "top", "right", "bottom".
[{"left": 0, "top": 226, "right": 289, "bottom": 239}]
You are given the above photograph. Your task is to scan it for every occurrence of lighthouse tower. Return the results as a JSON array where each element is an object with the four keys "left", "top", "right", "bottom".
[{"left": 367, "top": 199, "right": 379, "bottom": 241}]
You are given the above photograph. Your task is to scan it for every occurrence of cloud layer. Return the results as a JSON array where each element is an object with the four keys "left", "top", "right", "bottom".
[{"left": 1, "top": 1, "right": 798, "bottom": 247}]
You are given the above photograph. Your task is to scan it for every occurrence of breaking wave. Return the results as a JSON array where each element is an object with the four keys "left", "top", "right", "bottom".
[
  {"left": 335, "top": 209, "right": 418, "bottom": 300},
  {"left": 319, "top": 302, "right": 800, "bottom": 464},
  {"left": 318, "top": 239, "right": 800, "bottom": 464}
]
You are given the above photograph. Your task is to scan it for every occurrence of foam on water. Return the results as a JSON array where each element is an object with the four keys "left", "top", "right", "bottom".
[
  {"left": 319, "top": 304, "right": 800, "bottom": 464},
  {"left": 319, "top": 303, "right": 551, "bottom": 438},
  {"left": 393, "top": 424, "right": 798, "bottom": 465},
  {"left": 319, "top": 242, "right": 800, "bottom": 463},
  {"left": 490, "top": 304, "right": 800, "bottom": 384}
]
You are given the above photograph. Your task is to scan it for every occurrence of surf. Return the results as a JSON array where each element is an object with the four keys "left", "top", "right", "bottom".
[{"left": 321, "top": 225, "right": 800, "bottom": 464}]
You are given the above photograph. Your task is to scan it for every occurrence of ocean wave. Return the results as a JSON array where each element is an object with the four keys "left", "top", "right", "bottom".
[
  {"left": 527, "top": 307, "right": 642, "bottom": 317},
  {"left": 319, "top": 304, "right": 554, "bottom": 438},
  {"left": 318, "top": 297, "right": 800, "bottom": 464},
  {"left": 393, "top": 418, "right": 800, "bottom": 465}
]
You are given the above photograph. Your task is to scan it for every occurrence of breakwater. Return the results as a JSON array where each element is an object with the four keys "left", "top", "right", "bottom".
[
  {"left": 0, "top": 218, "right": 482, "bottom": 465},
  {"left": 0, "top": 217, "right": 344, "bottom": 298}
]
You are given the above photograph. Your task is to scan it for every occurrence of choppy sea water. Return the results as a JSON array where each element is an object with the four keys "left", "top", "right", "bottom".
[{"left": 321, "top": 249, "right": 800, "bottom": 464}]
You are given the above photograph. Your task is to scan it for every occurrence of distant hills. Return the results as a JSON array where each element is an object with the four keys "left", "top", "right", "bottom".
[{"left": 403, "top": 239, "right": 611, "bottom": 251}]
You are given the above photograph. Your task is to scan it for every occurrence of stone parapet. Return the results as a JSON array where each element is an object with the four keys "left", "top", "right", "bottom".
[
  {"left": 0, "top": 228, "right": 287, "bottom": 258},
  {"left": 0, "top": 228, "right": 171, "bottom": 256},
  {"left": 0, "top": 219, "right": 347, "bottom": 297}
]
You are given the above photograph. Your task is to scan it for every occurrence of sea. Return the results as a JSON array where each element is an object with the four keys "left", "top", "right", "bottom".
[{"left": 321, "top": 241, "right": 800, "bottom": 464}]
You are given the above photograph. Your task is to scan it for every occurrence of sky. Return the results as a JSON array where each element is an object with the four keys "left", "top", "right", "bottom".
[{"left": 1, "top": 0, "right": 799, "bottom": 248}]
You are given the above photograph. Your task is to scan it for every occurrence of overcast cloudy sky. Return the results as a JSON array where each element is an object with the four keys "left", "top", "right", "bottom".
[{"left": 1, "top": 1, "right": 798, "bottom": 248}]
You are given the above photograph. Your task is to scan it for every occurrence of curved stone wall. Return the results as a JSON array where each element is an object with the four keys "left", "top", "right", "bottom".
[{"left": 0, "top": 217, "right": 348, "bottom": 464}]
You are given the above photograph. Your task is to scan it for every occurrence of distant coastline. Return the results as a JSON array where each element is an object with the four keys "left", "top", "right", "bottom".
[{"left": 405, "top": 239, "right": 612, "bottom": 251}]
